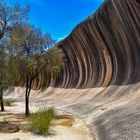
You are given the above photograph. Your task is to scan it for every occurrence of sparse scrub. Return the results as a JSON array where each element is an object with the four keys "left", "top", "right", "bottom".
[
  {"left": 4, "top": 100, "right": 12, "bottom": 106},
  {"left": 0, "top": 120, "right": 9, "bottom": 125},
  {"left": 29, "top": 107, "right": 56, "bottom": 135}
]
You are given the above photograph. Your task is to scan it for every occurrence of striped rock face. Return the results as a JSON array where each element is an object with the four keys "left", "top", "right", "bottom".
[
  {"left": 5, "top": 0, "right": 140, "bottom": 140},
  {"left": 38, "top": 1, "right": 140, "bottom": 139},
  {"left": 52, "top": 0, "right": 140, "bottom": 89}
]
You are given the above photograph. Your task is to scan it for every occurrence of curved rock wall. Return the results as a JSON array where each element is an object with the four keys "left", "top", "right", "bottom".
[
  {"left": 52, "top": 0, "right": 140, "bottom": 88},
  {"left": 7, "top": 1, "right": 140, "bottom": 139}
]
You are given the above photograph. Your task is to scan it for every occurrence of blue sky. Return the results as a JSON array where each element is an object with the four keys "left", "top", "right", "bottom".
[{"left": 7, "top": 0, "right": 104, "bottom": 41}]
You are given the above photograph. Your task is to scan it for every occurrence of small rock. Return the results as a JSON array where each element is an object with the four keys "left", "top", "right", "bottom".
[
  {"left": 101, "top": 108, "right": 107, "bottom": 110},
  {"left": 0, "top": 124, "right": 19, "bottom": 133}
]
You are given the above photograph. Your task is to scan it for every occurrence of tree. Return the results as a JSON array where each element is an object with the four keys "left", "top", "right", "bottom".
[
  {"left": 11, "top": 26, "right": 64, "bottom": 116},
  {"left": 0, "top": 1, "right": 29, "bottom": 111},
  {"left": 0, "top": 43, "right": 17, "bottom": 111},
  {"left": 0, "top": 47, "right": 7, "bottom": 111},
  {"left": 0, "top": 0, "right": 29, "bottom": 41}
]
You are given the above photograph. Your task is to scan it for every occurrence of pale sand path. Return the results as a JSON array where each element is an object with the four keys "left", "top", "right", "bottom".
[{"left": 0, "top": 101, "right": 94, "bottom": 140}]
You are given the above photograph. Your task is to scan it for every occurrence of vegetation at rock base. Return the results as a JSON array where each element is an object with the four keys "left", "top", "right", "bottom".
[
  {"left": 4, "top": 100, "right": 12, "bottom": 106},
  {"left": 10, "top": 26, "right": 64, "bottom": 116},
  {"left": 0, "top": 120, "right": 9, "bottom": 125},
  {"left": 0, "top": 0, "right": 29, "bottom": 112},
  {"left": 29, "top": 107, "right": 56, "bottom": 135},
  {"left": 0, "top": 0, "right": 65, "bottom": 115}
]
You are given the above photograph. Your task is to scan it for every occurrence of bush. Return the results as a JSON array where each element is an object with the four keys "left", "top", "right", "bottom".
[
  {"left": 0, "top": 120, "right": 9, "bottom": 125},
  {"left": 4, "top": 100, "right": 12, "bottom": 106},
  {"left": 29, "top": 107, "right": 56, "bottom": 135}
]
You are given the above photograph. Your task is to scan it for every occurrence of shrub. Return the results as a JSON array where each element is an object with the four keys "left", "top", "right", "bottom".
[
  {"left": 29, "top": 107, "right": 56, "bottom": 135},
  {"left": 0, "top": 120, "right": 9, "bottom": 125},
  {"left": 4, "top": 100, "right": 12, "bottom": 106}
]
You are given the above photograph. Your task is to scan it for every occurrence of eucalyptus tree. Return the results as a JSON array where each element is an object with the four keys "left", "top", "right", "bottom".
[
  {"left": 0, "top": 0, "right": 29, "bottom": 41},
  {"left": 0, "top": 0, "right": 29, "bottom": 111},
  {"left": 11, "top": 25, "right": 64, "bottom": 116},
  {"left": 0, "top": 46, "right": 7, "bottom": 111},
  {"left": 0, "top": 43, "right": 18, "bottom": 111}
]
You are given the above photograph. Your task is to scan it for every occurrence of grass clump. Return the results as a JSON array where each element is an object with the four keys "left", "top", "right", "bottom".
[
  {"left": 4, "top": 100, "right": 12, "bottom": 106},
  {"left": 29, "top": 107, "right": 56, "bottom": 135},
  {"left": 0, "top": 120, "right": 9, "bottom": 125}
]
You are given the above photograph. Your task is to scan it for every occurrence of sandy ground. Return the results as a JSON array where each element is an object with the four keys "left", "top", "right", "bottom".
[
  {"left": 0, "top": 126, "right": 92, "bottom": 140},
  {"left": 0, "top": 102, "right": 94, "bottom": 140},
  {"left": 4, "top": 83, "right": 140, "bottom": 140}
]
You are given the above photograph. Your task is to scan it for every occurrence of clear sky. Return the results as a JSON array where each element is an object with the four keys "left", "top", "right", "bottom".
[{"left": 7, "top": 0, "right": 104, "bottom": 41}]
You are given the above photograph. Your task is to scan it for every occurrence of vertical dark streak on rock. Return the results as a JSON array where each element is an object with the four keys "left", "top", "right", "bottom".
[{"left": 52, "top": 0, "right": 140, "bottom": 89}]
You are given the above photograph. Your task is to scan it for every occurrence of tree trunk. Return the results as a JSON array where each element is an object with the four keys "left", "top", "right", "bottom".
[
  {"left": 25, "top": 94, "right": 29, "bottom": 116},
  {"left": 0, "top": 32, "right": 4, "bottom": 40},
  {"left": 25, "top": 75, "right": 30, "bottom": 116},
  {"left": 25, "top": 76, "right": 33, "bottom": 117},
  {"left": 0, "top": 87, "right": 4, "bottom": 112}
]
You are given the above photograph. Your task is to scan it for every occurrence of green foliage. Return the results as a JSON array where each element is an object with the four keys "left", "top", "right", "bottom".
[
  {"left": 0, "top": 0, "right": 29, "bottom": 111},
  {"left": 0, "top": 120, "right": 9, "bottom": 125},
  {"left": 0, "top": 1, "right": 65, "bottom": 115},
  {"left": 0, "top": 47, "right": 19, "bottom": 90},
  {"left": 9, "top": 25, "right": 65, "bottom": 116},
  {"left": 29, "top": 107, "right": 56, "bottom": 135},
  {"left": 47, "top": 47, "right": 65, "bottom": 77},
  {"left": 4, "top": 100, "right": 12, "bottom": 106},
  {"left": 0, "top": 0, "right": 29, "bottom": 40}
]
